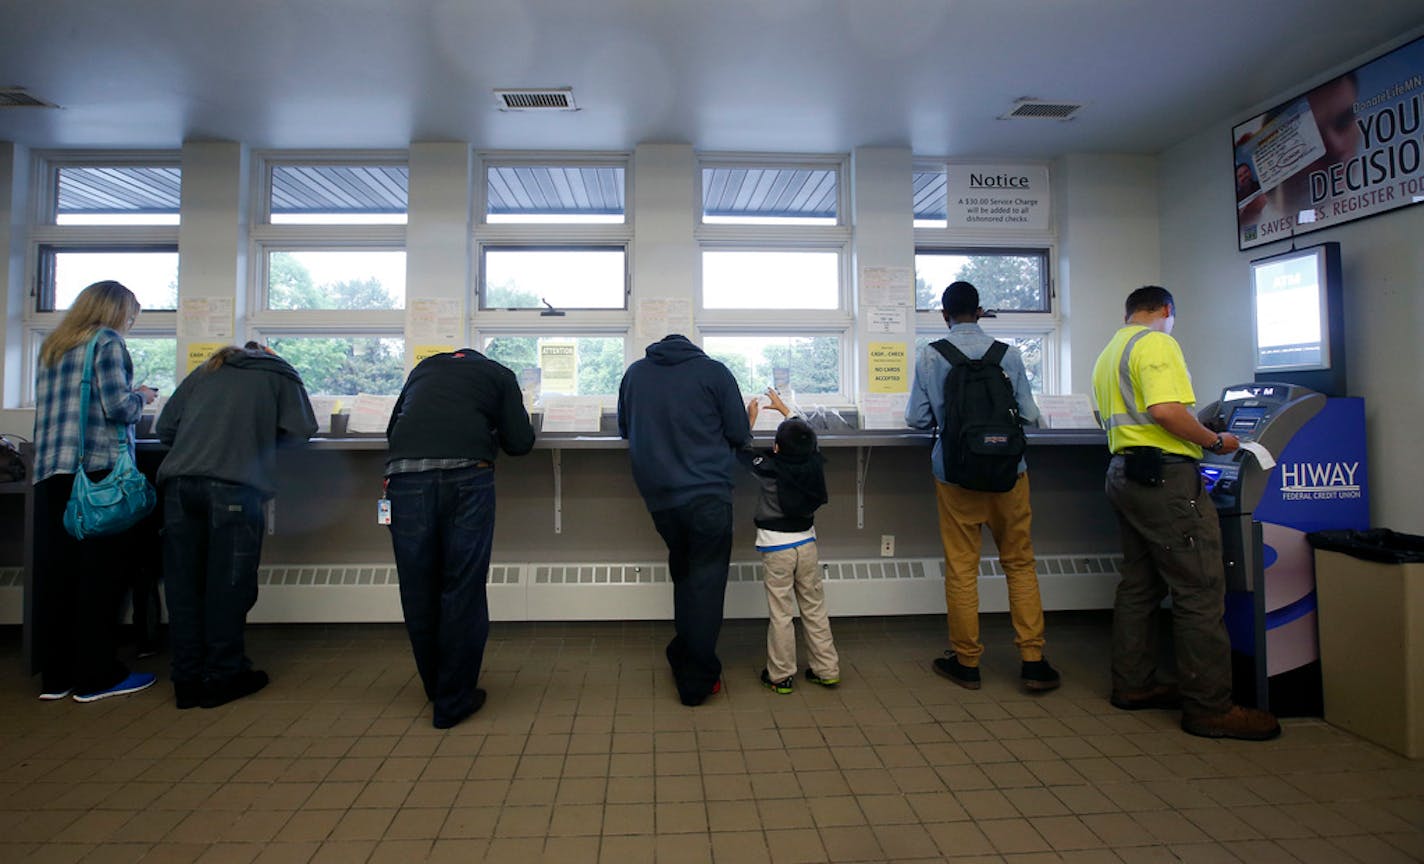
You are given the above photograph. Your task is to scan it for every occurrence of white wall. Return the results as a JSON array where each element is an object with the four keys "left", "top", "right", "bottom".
[
  {"left": 1159, "top": 107, "right": 1424, "bottom": 532},
  {"left": 1054, "top": 153, "right": 1163, "bottom": 395}
]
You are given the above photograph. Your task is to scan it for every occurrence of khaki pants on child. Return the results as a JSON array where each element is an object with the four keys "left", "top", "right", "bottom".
[{"left": 762, "top": 541, "right": 840, "bottom": 681}]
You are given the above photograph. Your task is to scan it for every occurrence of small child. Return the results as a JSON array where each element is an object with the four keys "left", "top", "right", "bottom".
[{"left": 739, "top": 388, "right": 841, "bottom": 694}]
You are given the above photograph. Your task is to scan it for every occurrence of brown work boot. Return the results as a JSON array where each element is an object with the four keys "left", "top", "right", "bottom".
[
  {"left": 1181, "top": 705, "right": 1281, "bottom": 741},
  {"left": 1111, "top": 683, "right": 1182, "bottom": 711}
]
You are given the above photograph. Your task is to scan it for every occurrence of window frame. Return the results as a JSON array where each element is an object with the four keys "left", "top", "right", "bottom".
[
  {"left": 23, "top": 151, "right": 182, "bottom": 405},
  {"left": 913, "top": 158, "right": 1060, "bottom": 394},
  {"left": 477, "top": 243, "right": 630, "bottom": 313},
  {"left": 249, "top": 151, "right": 411, "bottom": 340},
  {"left": 693, "top": 154, "right": 853, "bottom": 406},
  {"left": 473, "top": 152, "right": 634, "bottom": 339},
  {"left": 474, "top": 329, "right": 630, "bottom": 405}
]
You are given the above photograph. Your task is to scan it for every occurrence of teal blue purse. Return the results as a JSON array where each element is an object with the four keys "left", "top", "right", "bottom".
[{"left": 62, "top": 333, "right": 156, "bottom": 540}]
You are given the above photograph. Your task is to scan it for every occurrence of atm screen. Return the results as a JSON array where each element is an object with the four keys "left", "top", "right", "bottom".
[{"left": 1228, "top": 406, "right": 1268, "bottom": 433}]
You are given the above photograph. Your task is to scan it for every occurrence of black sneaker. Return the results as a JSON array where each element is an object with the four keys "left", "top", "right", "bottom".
[
  {"left": 760, "top": 669, "right": 794, "bottom": 694},
  {"left": 201, "top": 670, "right": 269, "bottom": 709},
  {"left": 1021, "top": 659, "right": 1061, "bottom": 692},
  {"left": 434, "top": 688, "right": 487, "bottom": 730},
  {"left": 804, "top": 669, "right": 840, "bottom": 688},
  {"left": 932, "top": 653, "right": 981, "bottom": 690},
  {"left": 174, "top": 681, "right": 206, "bottom": 710}
]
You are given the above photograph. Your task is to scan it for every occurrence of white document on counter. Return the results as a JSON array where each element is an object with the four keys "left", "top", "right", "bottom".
[
  {"left": 1036, "top": 394, "right": 1100, "bottom": 429},
  {"left": 540, "top": 397, "right": 602, "bottom": 433},
  {"left": 1240, "top": 441, "right": 1276, "bottom": 470},
  {"left": 348, "top": 394, "right": 398, "bottom": 433},
  {"left": 859, "top": 393, "right": 909, "bottom": 430}
]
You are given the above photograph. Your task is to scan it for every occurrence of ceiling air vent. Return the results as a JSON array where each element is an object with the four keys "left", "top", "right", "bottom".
[
  {"left": 0, "top": 87, "right": 58, "bottom": 108},
  {"left": 1001, "top": 99, "right": 1083, "bottom": 121},
  {"left": 494, "top": 88, "right": 578, "bottom": 112}
]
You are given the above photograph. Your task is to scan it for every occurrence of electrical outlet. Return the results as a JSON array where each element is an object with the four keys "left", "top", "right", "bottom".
[{"left": 880, "top": 534, "right": 895, "bottom": 557}]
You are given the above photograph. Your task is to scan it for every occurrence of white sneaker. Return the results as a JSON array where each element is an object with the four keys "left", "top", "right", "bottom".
[{"left": 38, "top": 688, "right": 73, "bottom": 701}]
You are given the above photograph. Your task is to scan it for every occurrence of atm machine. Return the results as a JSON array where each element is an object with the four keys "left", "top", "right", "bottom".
[{"left": 1197, "top": 383, "right": 1324, "bottom": 712}]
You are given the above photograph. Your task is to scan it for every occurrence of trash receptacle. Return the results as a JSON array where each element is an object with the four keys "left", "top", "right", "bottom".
[{"left": 1308, "top": 529, "right": 1424, "bottom": 758}]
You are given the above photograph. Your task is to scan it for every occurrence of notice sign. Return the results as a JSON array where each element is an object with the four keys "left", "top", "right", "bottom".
[
  {"left": 946, "top": 164, "right": 1050, "bottom": 232},
  {"left": 867, "top": 342, "right": 909, "bottom": 394},
  {"left": 540, "top": 343, "right": 577, "bottom": 395}
]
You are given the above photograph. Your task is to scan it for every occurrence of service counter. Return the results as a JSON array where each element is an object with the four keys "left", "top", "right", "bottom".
[
  {"left": 130, "top": 428, "right": 1123, "bottom": 623},
  {"left": 6, "top": 429, "right": 1124, "bottom": 629}
]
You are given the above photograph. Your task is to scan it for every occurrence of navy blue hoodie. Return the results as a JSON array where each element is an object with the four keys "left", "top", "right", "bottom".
[{"left": 617, "top": 335, "right": 751, "bottom": 511}]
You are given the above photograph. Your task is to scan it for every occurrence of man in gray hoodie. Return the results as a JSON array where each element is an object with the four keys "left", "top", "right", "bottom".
[{"left": 156, "top": 344, "right": 316, "bottom": 709}]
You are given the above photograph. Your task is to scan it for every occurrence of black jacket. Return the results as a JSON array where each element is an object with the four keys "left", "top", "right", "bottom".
[
  {"left": 385, "top": 349, "right": 535, "bottom": 464},
  {"left": 156, "top": 350, "right": 317, "bottom": 498},
  {"left": 737, "top": 446, "right": 828, "bottom": 532}
]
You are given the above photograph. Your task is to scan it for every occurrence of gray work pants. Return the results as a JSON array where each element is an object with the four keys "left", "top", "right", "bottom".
[{"left": 1104, "top": 457, "right": 1233, "bottom": 716}]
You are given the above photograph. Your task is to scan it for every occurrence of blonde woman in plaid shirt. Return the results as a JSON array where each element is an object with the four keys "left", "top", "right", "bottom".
[{"left": 32, "top": 280, "right": 158, "bottom": 703}]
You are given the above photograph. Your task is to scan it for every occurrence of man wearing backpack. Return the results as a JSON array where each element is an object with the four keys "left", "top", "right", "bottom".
[{"left": 906, "top": 281, "right": 1060, "bottom": 692}]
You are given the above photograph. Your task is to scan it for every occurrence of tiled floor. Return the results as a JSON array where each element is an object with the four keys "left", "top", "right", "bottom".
[{"left": 1, "top": 612, "right": 1421, "bottom": 863}]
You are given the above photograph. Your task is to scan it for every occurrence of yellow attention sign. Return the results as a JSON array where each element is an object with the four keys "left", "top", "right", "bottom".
[
  {"left": 867, "top": 341, "right": 909, "bottom": 393},
  {"left": 184, "top": 342, "right": 225, "bottom": 374},
  {"left": 540, "top": 342, "right": 577, "bottom": 395},
  {"left": 412, "top": 344, "right": 454, "bottom": 365}
]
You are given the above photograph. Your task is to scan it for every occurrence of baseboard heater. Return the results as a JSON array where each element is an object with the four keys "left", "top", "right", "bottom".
[{"left": 0, "top": 556, "right": 1122, "bottom": 625}]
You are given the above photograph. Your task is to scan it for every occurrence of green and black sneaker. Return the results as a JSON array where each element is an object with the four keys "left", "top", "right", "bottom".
[
  {"left": 804, "top": 669, "right": 840, "bottom": 688},
  {"left": 760, "top": 668, "right": 794, "bottom": 694}
]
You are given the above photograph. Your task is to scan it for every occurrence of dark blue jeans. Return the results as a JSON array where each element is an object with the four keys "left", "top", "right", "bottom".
[
  {"left": 651, "top": 495, "right": 733, "bottom": 706},
  {"left": 162, "top": 477, "right": 264, "bottom": 687},
  {"left": 386, "top": 466, "right": 496, "bottom": 726}
]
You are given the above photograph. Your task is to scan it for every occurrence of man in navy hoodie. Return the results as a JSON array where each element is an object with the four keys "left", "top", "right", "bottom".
[{"left": 618, "top": 334, "right": 752, "bottom": 706}]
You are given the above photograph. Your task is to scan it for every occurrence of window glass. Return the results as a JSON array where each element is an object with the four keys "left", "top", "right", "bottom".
[
  {"left": 266, "top": 336, "right": 406, "bottom": 396},
  {"left": 44, "top": 248, "right": 179, "bottom": 311},
  {"left": 482, "top": 247, "right": 626, "bottom": 310},
  {"left": 702, "top": 335, "right": 840, "bottom": 396},
  {"left": 914, "top": 250, "right": 1049, "bottom": 312},
  {"left": 702, "top": 167, "right": 837, "bottom": 225},
  {"left": 267, "top": 250, "right": 406, "bottom": 311},
  {"left": 482, "top": 336, "right": 625, "bottom": 397},
  {"left": 913, "top": 168, "right": 948, "bottom": 228},
  {"left": 269, "top": 164, "right": 408, "bottom": 225},
  {"left": 486, "top": 165, "right": 625, "bottom": 223},
  {"left": 54, "top": 165, "right": 181, "bottom": 226},
  {"left": 701, "top": 250, "right": 839, "bottom": 310},
  {"left": 913, "top": 333, "right": 1046, "bottom": 395},
  {"left": 125, "top": 337, "right": 178, "bottom": 394}
]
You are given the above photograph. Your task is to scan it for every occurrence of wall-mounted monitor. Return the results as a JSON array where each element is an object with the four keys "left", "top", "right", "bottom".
[{"left": 1250, "top": 241, "right": 1346, "bottom": 395}]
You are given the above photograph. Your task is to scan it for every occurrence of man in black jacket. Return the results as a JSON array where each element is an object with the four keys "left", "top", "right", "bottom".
[
  {"left": 618, "top": 334, "right": 751, "bottom": 706},
  {"left": 385, "top": 348, "right": 535, "bottom": 729}
]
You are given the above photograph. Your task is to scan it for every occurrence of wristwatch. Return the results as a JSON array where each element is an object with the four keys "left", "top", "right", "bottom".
[{"left": 1205, "top": 434, "right": 1225, "bottom": 453}]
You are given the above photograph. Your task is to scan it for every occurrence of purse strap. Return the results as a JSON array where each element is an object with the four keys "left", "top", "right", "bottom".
[{"left": 72, "top": 331, "right": 128, "bottom": 471}]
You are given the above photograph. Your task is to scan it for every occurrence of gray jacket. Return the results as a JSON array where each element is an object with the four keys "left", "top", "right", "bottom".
[{"left": 156, "top": 350, "right": 317, "bottom": 498}]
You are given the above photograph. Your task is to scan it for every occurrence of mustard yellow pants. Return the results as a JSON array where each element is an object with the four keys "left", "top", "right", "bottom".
[{"left": 934, "top": 473, "right": 1046, "bottom": 666}]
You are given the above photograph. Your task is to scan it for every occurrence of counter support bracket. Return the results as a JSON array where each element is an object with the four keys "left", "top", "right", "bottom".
[
  {"left": 552, "top": 449, "right": 563, "bottom": 534},
  {"left": 856, "top": 446, "right": 870, "bottom": 529}
]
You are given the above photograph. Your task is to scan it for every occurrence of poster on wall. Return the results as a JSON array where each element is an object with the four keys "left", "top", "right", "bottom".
[
  {"left": 944, "top": 164, "right": 1050, "bottom": 232},
  {"left": 1234, "top": 35, "right": 1424, "bottom": 250}
]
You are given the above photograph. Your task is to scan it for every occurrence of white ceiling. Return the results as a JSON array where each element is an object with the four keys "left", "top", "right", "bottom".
[{"left": 2, "top": 0, "right": 1421, "bottom": 157}]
